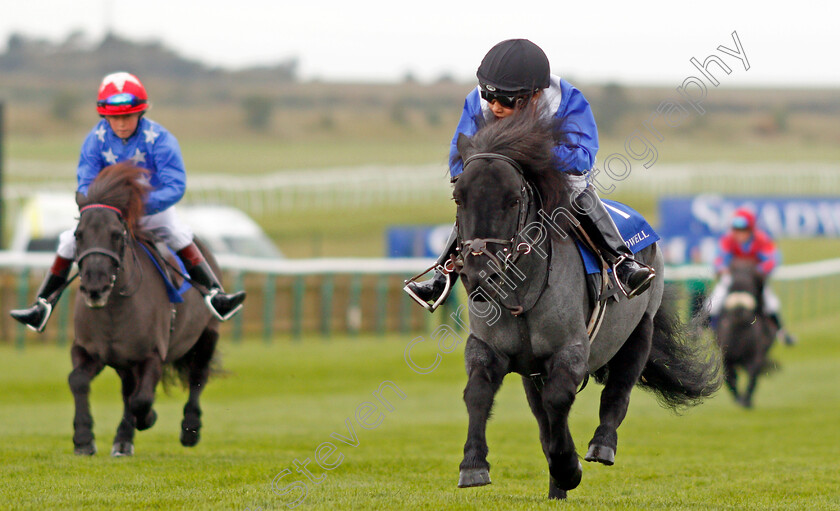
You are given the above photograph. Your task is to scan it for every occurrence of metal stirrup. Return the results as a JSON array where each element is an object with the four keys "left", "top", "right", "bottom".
[{"left": 403, "top": 264, "right": 453, "bottom": 313}]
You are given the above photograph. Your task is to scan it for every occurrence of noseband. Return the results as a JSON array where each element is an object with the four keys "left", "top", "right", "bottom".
[
  {"left": 75, "top": 203, "right": 127, "bottom": 268},
  {"left": 457, "top": 153, "right": 536, "bottom": 271}
]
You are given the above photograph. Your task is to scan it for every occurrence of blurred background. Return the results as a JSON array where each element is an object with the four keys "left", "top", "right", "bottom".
[
  {"left": 1, "top": 3, "right": 839, "bottom": 509},
  {"left": 1, "top": 2, "right": 839, "bottom": 343}
]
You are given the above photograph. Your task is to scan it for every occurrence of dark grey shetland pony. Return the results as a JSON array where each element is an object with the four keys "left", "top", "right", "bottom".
[
  {"left": 715, "top": 258, "right": 777, "bottom": 408},
  {"left": 451, "top": 111, "right": 720, "bottom": 499},
  {"left": 70, "top": 162, "right": 220, "bottom": 456}
]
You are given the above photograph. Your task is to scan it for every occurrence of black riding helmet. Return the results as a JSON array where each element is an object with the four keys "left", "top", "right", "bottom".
[{"left": 476, "top": 39, "right": 550, "bottom": 94}]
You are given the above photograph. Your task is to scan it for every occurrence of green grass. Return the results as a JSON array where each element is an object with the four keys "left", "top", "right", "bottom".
[{"left": 1, "top": 315, "right": 839, "bottom": 510}]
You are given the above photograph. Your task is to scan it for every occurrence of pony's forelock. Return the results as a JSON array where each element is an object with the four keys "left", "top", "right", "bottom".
[
  {"left": 80, "top": 162, "right": 151, "bottom": 236},
  {"left": 454, "top": 107, "right": 577, "bottom": 221}
]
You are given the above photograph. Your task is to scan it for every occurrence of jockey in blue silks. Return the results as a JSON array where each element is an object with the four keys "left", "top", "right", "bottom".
[
  {"left": 405, "top": 39, "right": 655, "bottom": 311},
  {"left": 10, "top": 72, "right": 246, "bottom": 332}
]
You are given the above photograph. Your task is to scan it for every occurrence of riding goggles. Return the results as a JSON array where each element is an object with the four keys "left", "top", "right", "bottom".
[
  {"left": 97, "top": 93, "right": 147, "bottom": 109},
  {"left": 732, "top": 217, "right": 750, "bottom": 230},
  {"left": 479, "top": 84, "right": 535, "bottom": 109}
]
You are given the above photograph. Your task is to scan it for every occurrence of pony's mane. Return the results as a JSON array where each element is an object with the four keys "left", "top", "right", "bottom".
[
  {"left": 78, "top": 162, "right": 150, "bottom": 237},
  {"left": 451, "top": 107, "right": 576, "bottom": 215}
]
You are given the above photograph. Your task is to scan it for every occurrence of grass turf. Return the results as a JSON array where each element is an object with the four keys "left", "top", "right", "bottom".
[{"left": 1, "top": 314, "right": 839, "bottom": 510}]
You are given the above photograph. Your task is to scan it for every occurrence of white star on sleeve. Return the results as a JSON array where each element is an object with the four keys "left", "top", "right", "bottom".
[
  {"left": 130, "top": 149, "right": 146, "bottom": 165},
  {"left": 144, "top": 127, "right": 160, "bottom": 144},
  {"left": 102, "top": 148, "right": 118, "bottom": 164},
  {"left": 95, "top": 125, "right": 107, "bottom": 142}
]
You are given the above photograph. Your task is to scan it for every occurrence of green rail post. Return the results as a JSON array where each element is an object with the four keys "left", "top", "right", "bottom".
[
  {"left": 16, "top": 268, "right": 30, "bottom": 350},
  {"left": 56, "top": 288, "right": 70, "bottom": 347},
  {"left": 231, "top": 272, "right": 244, "bottom": 343},
  {"left": 375, "top": 274, "right": 389, "bottom": 337},
  {"left": 292, "top": 275, "right": 305, "bottom": 341},
  {"left": 320, "top": 274, "right": 334, "bottom": 339},
  {"left": 348, "top": 274, "right": 362, "bottom": 337},
  {"left": 398, "top": 273, "right": 411, "bottom": 335},
  {"left": 263, "top": 275, "right": 276, "bottom": 344}
]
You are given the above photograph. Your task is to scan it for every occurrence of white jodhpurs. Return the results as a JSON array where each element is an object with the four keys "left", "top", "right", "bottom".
[
  {"left": 705, "top": 273, "right": 782, "bottom": 317},
  {"left": 57, "top": 206, "right": 194, "bottom": 259}
]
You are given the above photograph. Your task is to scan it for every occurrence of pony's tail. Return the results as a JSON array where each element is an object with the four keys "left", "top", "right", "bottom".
[{"left": 638, "top": 285, "right": 722, "bottom": 411}]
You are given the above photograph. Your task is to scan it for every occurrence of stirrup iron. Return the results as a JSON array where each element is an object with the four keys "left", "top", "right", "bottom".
[
  {"left": 27, "top": 297, "right": 53, "bottom": 333},
  {"left": 204, "top": 288, "right": 243, "bottom": 321},
  {"left": 403, "top": 264, "right": 453, "bottom": 313},
  {"left": 612, "top": 255, "right": 656, "bottom": 299}
]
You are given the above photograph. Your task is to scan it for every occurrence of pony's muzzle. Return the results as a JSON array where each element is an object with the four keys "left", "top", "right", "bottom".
[{"left": 79, "top": 266, "right": 117, "bottom": 308}]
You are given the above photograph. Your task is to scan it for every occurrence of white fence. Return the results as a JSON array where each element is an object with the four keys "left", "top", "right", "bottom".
[{"left": 5, "top": 162, "right": 840, "bottom": 217}]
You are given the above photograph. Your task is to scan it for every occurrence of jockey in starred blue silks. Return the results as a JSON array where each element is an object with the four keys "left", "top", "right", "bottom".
[
  {"left": 10, "top": 72, "right": 246, "bottom": 332},
  {"left": 405, "top": 39, "right": 655, "bottom": 311}
]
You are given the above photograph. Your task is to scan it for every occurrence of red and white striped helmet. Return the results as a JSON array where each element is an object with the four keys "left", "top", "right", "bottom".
[{"left": 96, "top": 72, "right": 149, "bottom": 116}]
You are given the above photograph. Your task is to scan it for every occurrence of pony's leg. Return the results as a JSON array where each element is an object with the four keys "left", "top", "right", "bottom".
[
  {"left": 541, "top": 347, "right": 586, "bottom": 493},
  {"left": 723, "top": 362, "right": 740, "bottom": 402},
  {"left": 586, "top": 313, "right": 654, "bottom": 466},
  {"left": 522, "top": 376, "right": 568, "bottom": 500},
  {"left": 180, "top": 328, "right": 219, "bottom": 447},
  {"left": 68, "top": 345, "right": 104, "bottom": 455},
  {"left": 458, "top": 334, "right": 508, "bottom": 488},
  {"left": 740, "top": 370, "right": 758, "bottom": 408},
  {"left": 130, "top": 354, "right": 162, "bottom": 431},
  {"left": 111, "top": 368, "right": 137, "bottom": 456}
]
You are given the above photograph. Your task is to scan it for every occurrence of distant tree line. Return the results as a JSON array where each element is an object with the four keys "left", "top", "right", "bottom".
[{"left": 0, "top": 31, "right": 299, "bottom": 87}]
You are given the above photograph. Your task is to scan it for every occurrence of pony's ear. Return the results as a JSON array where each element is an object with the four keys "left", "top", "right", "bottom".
[{"left": 456, "top": 132, "right": 474, "bottom": 159}]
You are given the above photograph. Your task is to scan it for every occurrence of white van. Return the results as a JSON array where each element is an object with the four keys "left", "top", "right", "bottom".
[{"left": 9, "top": 194, "right": 282, "bottom": 259}]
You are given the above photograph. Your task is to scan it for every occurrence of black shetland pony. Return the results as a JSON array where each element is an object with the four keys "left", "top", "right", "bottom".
[
  {"left": 451, "top": 110, "right": 721, "bottom": 499},
  {"left": 70, "top": 162, "right": 221, "bottom": 456},
  {"left": 715, "top": 258, "right": 777, "bottom": 408}
]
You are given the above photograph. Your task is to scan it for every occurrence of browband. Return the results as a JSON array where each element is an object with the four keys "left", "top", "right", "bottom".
[
  {"left": 463, "top": 152, "right": 524, "bottom": 174},
  {"left": 80, "top": 204, "right": 123, "bottom": 217}
]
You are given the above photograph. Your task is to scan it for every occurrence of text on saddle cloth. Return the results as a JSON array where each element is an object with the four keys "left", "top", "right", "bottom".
[{"left": 576, "top": 199, "right": 659, "bottom": 275}]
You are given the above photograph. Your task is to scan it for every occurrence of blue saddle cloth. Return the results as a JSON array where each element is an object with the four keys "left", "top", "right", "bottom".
[
  {"left": 576, "top": 199, "right": 659, "bottom": 275},
  {"left": 139, "top": 243, "right": 192, "bottom": 303}
]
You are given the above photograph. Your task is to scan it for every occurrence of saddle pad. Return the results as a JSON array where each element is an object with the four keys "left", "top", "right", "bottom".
[
  {"left": 576, "top": 199, "right": 659, "bottom": 275},
  {"left": 139, "top": 243, "right": 192, "bottom": 303}
]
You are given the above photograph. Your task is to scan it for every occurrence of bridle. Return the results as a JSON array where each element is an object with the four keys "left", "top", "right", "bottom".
[
  {"left": 456, "top": 153, "right": 538, "bottom": 272},
  {"left": 75, "top": 204, "right": 128, "bottom": 268},
  {"left": 74, "top": 202, "right": 146, "bottom": 299}
]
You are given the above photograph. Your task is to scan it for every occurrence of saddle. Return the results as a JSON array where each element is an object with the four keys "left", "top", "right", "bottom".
[{"left": 572, "top": 200, "right": 659, "bottom": 342}]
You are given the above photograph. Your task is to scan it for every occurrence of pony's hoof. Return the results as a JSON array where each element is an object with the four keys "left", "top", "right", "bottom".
[
  {"left": 136, "top": 410, "right": 157, "bottom": 431},
  {"left": 458, "top": 468, "right": 491, "bottom": 487},
  {"left": 111, "top": 441, "right": 134, "bottom": 457},
  {"left": 548, "top": 477, "right": 567, "bottom": 500},
  {"left": 74, "top": 441, "right": 97, "bottom": 456},
  {"left": 180, "top": 427, "right": 200, "bottom": 447},
  {"left": 585, "top": 444, "right": 615, "bottom": 465}
]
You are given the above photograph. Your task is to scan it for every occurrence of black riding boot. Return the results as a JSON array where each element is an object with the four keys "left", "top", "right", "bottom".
[
  {"left": 185, "top": 260, "right": 247, "bottom": 321},
  {"left": 574, "top": 187, "right": 655, "bottom": 298},
  {"left": 768, "top": 312, "right": 797, "bottom": 346},
  {"left": 10, "top": 263, "right": 71, "bottom": 332},
  {"left": 404, "top": 225, "right": 459, "bottom": 312}
]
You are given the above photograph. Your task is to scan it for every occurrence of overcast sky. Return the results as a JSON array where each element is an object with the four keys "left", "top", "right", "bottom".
[{"left": 1, "top": 0, "right": 838, "bottom": 87}]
